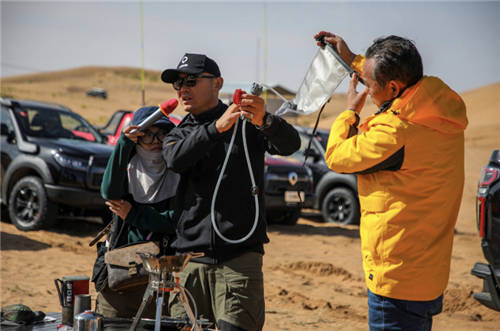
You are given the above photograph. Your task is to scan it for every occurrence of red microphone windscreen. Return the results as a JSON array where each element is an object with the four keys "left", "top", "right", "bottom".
[{"left": 160, "top": 98, "right": 178, "bottom": 116}]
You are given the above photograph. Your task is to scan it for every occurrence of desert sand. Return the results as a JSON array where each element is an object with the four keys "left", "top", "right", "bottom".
[{"left": 1, "top": 68, "right": 499, "bottom": 330}]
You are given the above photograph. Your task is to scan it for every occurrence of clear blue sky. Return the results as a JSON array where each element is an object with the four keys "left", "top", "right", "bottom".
[{"left": 2, "top": 1, "right": 499, "bottom": 93}]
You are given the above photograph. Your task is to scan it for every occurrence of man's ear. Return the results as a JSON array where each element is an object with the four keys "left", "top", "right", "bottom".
[
  {"left": 214, "top": 77, "right": 223, "bottom": 90},
  {"left": 388, "top": 80, "right": 405, "bottom": 98}
]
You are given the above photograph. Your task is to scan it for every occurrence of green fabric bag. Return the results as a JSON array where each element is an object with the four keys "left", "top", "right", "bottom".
[{"left": 1, "top": 304, "right": 45, "bottom": 324}]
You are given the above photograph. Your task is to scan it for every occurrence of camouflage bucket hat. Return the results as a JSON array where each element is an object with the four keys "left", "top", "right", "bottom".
[{"left": 1, "top": 304, "right": 45, "bottom": 325}]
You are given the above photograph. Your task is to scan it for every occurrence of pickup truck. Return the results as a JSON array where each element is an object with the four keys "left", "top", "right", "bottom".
[{"left": 471, "top": 149, "right": 500, "bottom": 311}]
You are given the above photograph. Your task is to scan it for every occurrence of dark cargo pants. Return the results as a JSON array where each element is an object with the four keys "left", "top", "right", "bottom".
[
  {"left": 95, "top": 284, "right": 159, "bottom": 319},
  {"left": 168, "top": 251, "right": 265, "bottom": 331}
]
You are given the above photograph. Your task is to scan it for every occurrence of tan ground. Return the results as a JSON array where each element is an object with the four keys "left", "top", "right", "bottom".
[{"left": 1, "top": 68, "right": 499, "bottom": 329}]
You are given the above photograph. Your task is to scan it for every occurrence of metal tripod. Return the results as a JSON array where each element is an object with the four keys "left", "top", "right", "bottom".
[{"left": 129, "top": 253, "right": 204, "bottom": 331}]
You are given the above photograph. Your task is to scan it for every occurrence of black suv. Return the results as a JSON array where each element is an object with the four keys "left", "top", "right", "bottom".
[
  {"left": 471, "top": 149, "right": 500, "bottom": 311},
  {"left": 264, "top": 154, "right": 314, "bottom": 225},
  {"left": 291, "top": 126, "right": 360, "bottom": 225},
  {"left": 0, "top": 98, "right": 114, "bottom": 230},
  {"left": 96, "top": 109, "right": 315, "bottom": 226}
]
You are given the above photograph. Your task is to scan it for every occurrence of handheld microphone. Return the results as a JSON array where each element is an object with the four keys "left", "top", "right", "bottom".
[{"left": 130, "top": 98, "right": 178, "bottom": 133}]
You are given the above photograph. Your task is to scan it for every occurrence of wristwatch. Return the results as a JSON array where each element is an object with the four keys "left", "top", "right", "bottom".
[{"left": 257, "top": 112, "right": 273, "bottom": 130}]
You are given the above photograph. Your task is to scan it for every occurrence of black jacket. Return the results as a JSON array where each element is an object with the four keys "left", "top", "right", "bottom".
[{"left": 162, "top": 101, "right": 300, "bottom": 263}]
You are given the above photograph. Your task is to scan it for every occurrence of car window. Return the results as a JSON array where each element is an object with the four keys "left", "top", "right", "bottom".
[
  {"left": 289, "top": 132, "right": 321, "bottom": 162},
  {"left": 316, "top": 131, "right": 330, "bottom": 150},
  {"left": 1, "top": 106, "right": 14, "bottom": 131},
  {"left": 13, "top": 106, "right": 102, "bottom": 142},
  {"left": 120, "top": 116, "right": 132, "bottom": 133},
  {"left": 101, "top": 111, "right": 124, "bottom": 135},
  {"left": 61, "top": 115, "right": 80, "bottom": 130}
]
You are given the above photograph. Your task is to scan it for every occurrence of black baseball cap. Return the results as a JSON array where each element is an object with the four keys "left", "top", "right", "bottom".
[{"left": 161, "top": 53, "right": 221, "bottom": 83}]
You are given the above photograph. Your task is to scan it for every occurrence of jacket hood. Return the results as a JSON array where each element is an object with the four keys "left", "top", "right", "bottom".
[{"left": 391, "top": 76, "right": 468, "bottom": 134}]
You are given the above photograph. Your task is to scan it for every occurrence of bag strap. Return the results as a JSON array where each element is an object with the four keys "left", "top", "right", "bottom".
[{"left": 109, "top": 214, "right": 127, "bottom": 250}]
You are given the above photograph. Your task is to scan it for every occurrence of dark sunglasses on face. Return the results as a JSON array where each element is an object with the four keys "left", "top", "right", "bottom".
[
  {"left": 140, "top": 129, "right": 168, "bottom": 144},
  {"left": 173, "top": 74, "right": 216, "bottom": 91}
]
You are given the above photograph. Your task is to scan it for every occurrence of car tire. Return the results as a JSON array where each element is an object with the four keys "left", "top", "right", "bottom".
[
  {"left": 8, "top": 176, "right": 57, "bottom": 231},
  {"left": 321, "top": 187, "right": 360, "bottom": 225},
  {"left": 267, "top": 210, "right": 300, "bottom": 226}
]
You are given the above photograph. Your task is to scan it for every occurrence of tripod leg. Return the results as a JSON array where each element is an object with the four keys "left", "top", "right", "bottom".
[
  {"left": 178, "top": 287, "right": 202, "bottom": 331},
  {"left": 154, "top": 296, "right": 163, "bottom": 331},
  {"left": 129, "top": 283, "right": 154, "bottom": 331}
]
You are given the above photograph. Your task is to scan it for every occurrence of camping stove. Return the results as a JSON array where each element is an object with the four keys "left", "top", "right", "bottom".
[{"left": 129, "top": 252, "right": 204, "bottom": 331}]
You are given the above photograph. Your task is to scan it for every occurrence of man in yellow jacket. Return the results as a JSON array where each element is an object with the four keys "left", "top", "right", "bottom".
[{"left": 315, "top": 31, "right": 468, "bottom": 330}]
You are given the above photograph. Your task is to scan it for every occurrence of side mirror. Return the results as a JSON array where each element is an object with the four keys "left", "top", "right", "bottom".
[{"left": 0, "top": 123, "right": 10, "bottom": 136}]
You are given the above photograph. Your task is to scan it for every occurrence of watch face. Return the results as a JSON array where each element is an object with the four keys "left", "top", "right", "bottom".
[
  {"left": 264, "top": 113, "right": 273, "bottom": 127},
  {"left": 257, "top": 113, "right": 272, "bottom": 130}
]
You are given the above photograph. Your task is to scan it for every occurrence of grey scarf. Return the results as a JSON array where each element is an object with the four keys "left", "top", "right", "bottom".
[{"left": 127, "top": 144, "right": 179, "bottom": 204}]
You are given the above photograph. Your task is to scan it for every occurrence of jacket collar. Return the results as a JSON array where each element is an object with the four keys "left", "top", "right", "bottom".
[
  {"left": 190, "top": 100, "right": 226, "bottom": 123},
  {"left": 375, "top": 85, "right": 411, "bottom": 115}
]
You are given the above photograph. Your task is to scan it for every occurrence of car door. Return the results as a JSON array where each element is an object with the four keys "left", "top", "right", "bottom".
[
  {"left": 0, "top": 106, "right": 20, "bottom": 190},
  {"left": 290, "top": 130, "right": 329, "bottom": 187}
]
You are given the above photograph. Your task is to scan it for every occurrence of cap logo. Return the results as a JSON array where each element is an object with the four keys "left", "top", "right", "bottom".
[{"left": 181, "top": 56, "right": 188, "bottom": 64}]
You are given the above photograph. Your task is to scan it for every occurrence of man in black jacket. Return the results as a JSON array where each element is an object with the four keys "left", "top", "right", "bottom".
[{"left": 161, "top": 53, "right": 300, "bottom": 331}]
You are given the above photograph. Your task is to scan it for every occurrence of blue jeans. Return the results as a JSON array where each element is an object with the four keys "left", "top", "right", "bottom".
[{"left": 368, "top": 289, "right": 443, "bottom": 331}]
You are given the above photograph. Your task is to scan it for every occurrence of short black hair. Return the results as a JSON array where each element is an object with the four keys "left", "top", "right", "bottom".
[{"left": 365, "top": 35, "right": 423, "bottom": 88}]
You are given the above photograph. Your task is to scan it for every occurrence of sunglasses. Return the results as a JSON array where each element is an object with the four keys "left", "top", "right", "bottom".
[
  {"left": 140, "top": 129, "right": 168, "bottom": 144},
  {"left": 173, "top": 74, "right": 216, "bottom": 91}
]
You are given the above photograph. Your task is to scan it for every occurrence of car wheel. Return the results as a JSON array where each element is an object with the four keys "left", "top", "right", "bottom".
[
  {"left": 321, "top": 187, "right": 360, "bottom": 225},
  {"left": 267, "top": 210, "right": 300, "bottom": 226},
  {"left": 8, "top": 176, "right": 57, "bottom": 231}
]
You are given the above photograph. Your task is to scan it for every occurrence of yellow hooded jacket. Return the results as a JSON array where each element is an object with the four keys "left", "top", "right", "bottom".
[{"left": 325, "top": 55, "right": 468, "bottom": 300}]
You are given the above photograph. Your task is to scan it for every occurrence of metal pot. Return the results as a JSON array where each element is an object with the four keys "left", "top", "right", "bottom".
[{"left": 74, "top": 310, "right": 103, "bottom": 331}]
